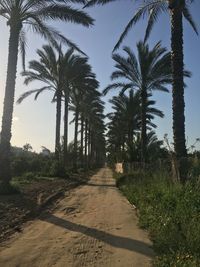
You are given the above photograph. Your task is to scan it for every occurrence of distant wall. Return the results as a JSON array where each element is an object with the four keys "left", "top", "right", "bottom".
[{"left": 115, "top": 163, "right": 123, "bottom": 173}]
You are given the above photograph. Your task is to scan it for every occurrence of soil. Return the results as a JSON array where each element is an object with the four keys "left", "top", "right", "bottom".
[
  {"left": 0, "top": 171, "right": 92, "bottom": 243},
  {"left": 0, "top": 168, "right": 154, "bottom": 267}
]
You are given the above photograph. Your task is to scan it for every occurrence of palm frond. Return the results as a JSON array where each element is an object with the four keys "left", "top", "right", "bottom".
[
  {"left": 17, "top": 86, "right": 52, "bottom": 104},
  {"left": 183, "top": 5, "right": 198, "bottom": 34},
  {"left": 19, "top": 29, "right": 27, "bottom": 71},
  {"left": 84, "top": 0, "right": 117, "bottom": 8},
  {"left": 37, "top": 4, "right": 94, "bottom": 27}
]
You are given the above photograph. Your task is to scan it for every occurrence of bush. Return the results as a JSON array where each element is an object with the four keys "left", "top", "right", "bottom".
[
  {"left": 188, "top": 157, "right": 200, "bottom": 178},
  {"left": 117, "top": 170, "right": 200, "bottom": 267},
  {"left": 22, "top": 172, "right": 37, "bottom": 181},
  {"left": 11, "top": 157, "right": 29, "bottom": 176},
  {"left": 11, "top": 153, "right": 66, "bottom": 178},
  {"left": 154, "top": 253, "right": 200, "bottom": 267},
  {"left": 0, "top": 182, "right": 19, "bottom": 195},
  {"left": 49, "top": 161, "right": 67, "bottom": 178}
]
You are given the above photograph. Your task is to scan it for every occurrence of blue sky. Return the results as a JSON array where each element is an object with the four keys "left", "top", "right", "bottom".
[{"left": 0, "top": 1, "right": 199, "bottom": 152}]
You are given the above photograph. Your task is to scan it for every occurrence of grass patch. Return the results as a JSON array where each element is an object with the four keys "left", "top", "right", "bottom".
[
  {"left": 116, "top": 170, "right": 200, "bottom": 267},
  {"left": 11, "top": 172, "right": 60, "bottom": 187},
  {"left": 0, "top": 182, "right": 20, "bottom": 195}
]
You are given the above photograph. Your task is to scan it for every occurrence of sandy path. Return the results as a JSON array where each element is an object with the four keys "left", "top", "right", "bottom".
[{"left": 0, "top": 168, "right": 153, "bottom": 267}]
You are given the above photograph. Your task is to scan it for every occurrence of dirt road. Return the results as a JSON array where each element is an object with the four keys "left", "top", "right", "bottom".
[{"left": 0, "top": 168, "right": 153, "bottom": 267}]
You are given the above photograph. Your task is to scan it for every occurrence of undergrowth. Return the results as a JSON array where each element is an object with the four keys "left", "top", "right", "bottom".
[{"left": 116, "top": 170, "right": 200, "bottom": 267}]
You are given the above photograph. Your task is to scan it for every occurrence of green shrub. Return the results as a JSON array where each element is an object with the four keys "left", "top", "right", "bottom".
[
  {"left": 22, "top": 172, "right": 37, "bottom": 181},
  {"left": 49, "top": 161, "right": 66, "bottom": 178},
  {"left": 0, "top": 182, "right": 19, "bottom": 195},
  {"left": 117, "top": 170, "right": 200, "bottom": 267},
  {"left": 11, "top": 157, "right": 29, "bottom": 176},
  {"left": 11, "top": 153, "right": 62, "bottom": 178},
  {"left": 154, "top": 253, "right": 200, "bottom": 267},
  {"left": 188, "top": 157, "right": 200, "bottom": 178}
]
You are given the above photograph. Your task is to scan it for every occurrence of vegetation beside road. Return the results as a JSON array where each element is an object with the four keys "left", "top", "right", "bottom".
[{"left": 116, "top": 168, "right": 200, "bottom": 267}]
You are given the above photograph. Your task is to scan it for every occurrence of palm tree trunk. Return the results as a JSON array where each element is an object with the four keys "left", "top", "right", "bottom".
[
  {"left": 88, "top": 125, "right": 91, "bottom": 168},
  {"left": 90, "top": 130, "right": 95, "bottom": 167},
  {"left": 80, "top": 115, "right": 84, "bottom": 167},
  {"left": 73, "top": 108, "right": 79, "bottom": 170},
  {"left": 122, "top": 138, "right": 125, "bottom": 155},
  {"left": 171, "top": 7, "right": 187, "bottom": 181},
  {"left": 127, "top": 126, "right": 132, "bottom": 162},
  {"left": 55, "top": 91, "right": 62, "bottom": 161},
  {"left": 141, "top": 88, "right": 147, "bottom": 163},
  {"left": 0, "top": 25, "right": 21, "bottom": 187},
  {"left": 130, "top": 125, "right": 134, "bottom": 162},
  {"left": 84, "top": 119, "right": 88, "bottom": 169},
  {"left": 64, "top": 90, "right": 69, "bottom": 168}
]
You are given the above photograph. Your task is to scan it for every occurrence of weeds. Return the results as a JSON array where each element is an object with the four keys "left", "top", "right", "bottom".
[
  {"left": 116, "top": 170, "right": 200, "bottom": 267},
  {"left": 0, "top": 182, "right": 19, "bottom": 195}
]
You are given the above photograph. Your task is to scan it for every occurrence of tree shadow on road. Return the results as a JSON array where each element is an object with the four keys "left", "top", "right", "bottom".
[{"left": 41, "top": 214, "right": 154, "bottom": 258}]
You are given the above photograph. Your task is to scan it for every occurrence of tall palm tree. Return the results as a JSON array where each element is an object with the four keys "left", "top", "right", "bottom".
[
  {"left": 0, "top": 0, "right": 94, "bottom": 189},
  {"left": 17, "top": 45, "right": 68, "bottom": 161},
  {"left": 107, "top": 90, "right": 164, "bottom": 162},
  {"left": 61, "top": 53, "right": 98, "bottom": 168},
  {"left": 79, "top": 88, "right": 105, "bottom": 168},
  {"left": 85, "top": 0, "right": 198, "bottom": 180},
  {"left": 131, "top": 131, "right": 166, "bottom": 162},
  {"left": 70, "top": 79, "right": 100, "bottom": 169},
  {"left": 70, "top": 86, "right": 105, "bottom": 169},
  {"left": 108, "top": 90, "right": 140, "bottom": 162},
  {"left": 104, "top": 42, "right": 172, "bottom": 162},
  {"left": 87, "top": 95, "right": 105, "bottom": 167},
  {"left": 18, "top": 46, "right": 98, "bottom": 170}
]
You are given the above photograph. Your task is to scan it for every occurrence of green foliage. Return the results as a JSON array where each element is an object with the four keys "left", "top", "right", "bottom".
[
  {"left": 154, "top": 253, "right": 200, "bottom": 267},
  {"left": 85, "top": 0, "right": 198, "bottom": 50},
  {"left": 11, "top": 152, "right": 68, "bottom": 179},
  {"left": 105, "top": 42, "right": 171, "bottom": 164},
  {"left": 0, "top": 182, "right": 19, "bottom": 195},
  {"left": 11, "top": 157, "right": 29, "bottom": 176},
  {"left": 11, "top": 172, "right": 61, "bottom": 188},
  {"left": 188, "top": 157, "right": 200, "bottom": 178},
  {"left": 117, "top": 170, "right": 200, "bottom": 267},
  {"left": 12, "top": 154, "right": 47, "bottom": 176},
  {"left": 49, "top": 161, "right": 67, "bottom": 178},
  {"left": 22, "top": 172, "right": 37, "bottom": 181}
]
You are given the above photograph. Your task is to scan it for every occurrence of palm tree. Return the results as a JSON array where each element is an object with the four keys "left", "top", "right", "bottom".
[
  {"left": 108, "top": 90, "right": 140, "bottom": 162},
  {"left": 18, "top": 45, "right": 98, "bottom": 170},
  {"left": 132, "top": 131, "right": 167, "bottom": 163},
  {"left": 61, "top": 53, "right": 98, "bottom": 168},
  {"left": 17, "top": 45, "right": 68, "bottom": 161},
  {"left": 104, "top": 42, "right": 172, "bottom": 162},
  {"left": 85, "top": 0, "right": 198, "bottom": 180},
  {"left": 70, "top": 88, "right": 81, "bottom": 169},
  {"left": 70, "top": 80, "right": 100, "bottom": 169},
  {"left": 79, "top": 88, "right": 105, "bottom": 168},
  {"left": 70, "top": 86, "right": 105, "bottom": 169},
  {"left": 107, "top": 90, "right": 164, "bottom": 162},
  {"left": 0, "top": 0, "right": 94, "bottom": 190},
  {"left": 87, "top": 95, "right": 105, "bottom": 167}
]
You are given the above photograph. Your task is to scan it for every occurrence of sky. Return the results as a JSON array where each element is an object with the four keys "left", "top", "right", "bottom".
[{"left": 0, "top": 1, "right": 200, "bottom": 152}]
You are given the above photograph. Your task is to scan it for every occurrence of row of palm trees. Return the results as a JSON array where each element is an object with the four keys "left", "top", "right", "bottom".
[
  {"left": 17, "top": 45, "right": 106, "bottom": 170},
  {"left": 106, "top": 90, "right": 164, "bottom": 163},
  {"left": 70, "top": 85, "right": 106, "bottom": 169},
  {"left": 0, "top": 0, "right": 198, "bottom": 190},
  {"left": 0, "top": 0, "right": 100, "bottom": 191},
  {"left": 104, "top": 42, "right": 172, "bottom": 162},
  {"left": 85, "top": 0, "right": 198, "bottom": 182}
]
